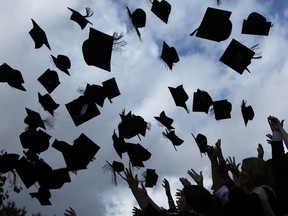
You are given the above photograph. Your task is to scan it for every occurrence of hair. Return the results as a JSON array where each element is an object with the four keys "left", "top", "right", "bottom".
[{"left": 241, "top": 157, "right": 274, "bottom": 191}]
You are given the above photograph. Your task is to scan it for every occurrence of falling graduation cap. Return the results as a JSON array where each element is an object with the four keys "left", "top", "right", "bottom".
[
  {"left": 126, "top": 6, "right": 146, "bottom": 40},
  {"left": 15, "top": 156, "right": 38, "bottom": 189},
  {"left": 161, "top": 41, "right": 179, "bottom": 70},
  {"left": 190, "top": 7, "right": 232, "bottom": 42},
  {"left": 191, "top": 133, "right": 207, "bottom": 155},
  {"left": 24, "top": 108, "right": 46, "bottom": 130},
  {"left": 112, "top": 130, "right": 126, "bottom": 159},
  {"left": 83, "top": 83, "right": 106, "bottom": 107},
  {"left": 102, "top": 77, "right": 121, "bottom": 103},
  {"left": 241, "top": 100, "right": 254, "bottom": 126},
  {"left": 242, "top": 12, "right": 271, "bottom": 36},
  {"left": 68, "top": 7, "right": 93, "bottom": 30},
  {"left": 29, "top": 19, "right": 51, "bottom": 50},
  {"left": 192, "top": 89, "right": 213, "bottom": 114},
  {"left": 220, "top": 39, "right": 256, "bottom": 74},
  {"left": 37, "top": 69, "right": 60, "bottom": 94},
  {"left": 163, "top": 129, "right": 184, "bottom": 150},
  {"left": 151, "top": 0, "right": 171, "bottom": 24},
  {"left": 37, "top": 168, "right": 71, "bottom": 190},
  {"left": 154, "top": 111, "right": 174, "bottom": 130},
  {"left": 51, "top": 54, "right": 71, "bottom": 76},
  {"left": 0, "top": 153, "right": 19, "bottom": 174},
  {"left": 103, "top": 161, "right": 125, "bottom": 185},
  {"left": 30, "top": 187, "right": 52, "bottom": 205},
  {"left": 126, "top": 143, "right": 151, "bottom": 167},
  {"left": 65, "top": 95, "right": 101, "bottom": 126},
  {"left": 38, "top": 92, "right": 59, "bottom": 116},
  {"left": 144, "top": 168, "right": 158, "bottom": 188},
  {"left": 212, "top": 99, "right": 232, "bottom": 120},
  {"left": 0, "top": 63, "right": 26, "bottom": 91},
  {"left": 168, "top": 85, "right": 189, "bottom": 113}
]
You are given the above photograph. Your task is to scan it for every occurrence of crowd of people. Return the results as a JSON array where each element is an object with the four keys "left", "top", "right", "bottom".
[{"left": 64, "top": 115, "right": 288, "bottom": 216}]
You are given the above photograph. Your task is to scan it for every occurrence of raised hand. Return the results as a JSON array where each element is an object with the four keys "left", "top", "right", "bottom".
[
  {"left": 226, "top": 156, "right": 240, "bottom": 177},
  {"left": 179, "top": 177, "right": 191, "bottom": 187},
  {"left": 123, "top": 165, "right": 139, "bottom": 189},
  {"left": 257, "top": 143, "right": 264, "bottom": 159},
  {"left": 64, "top": 207, "right": 77, "bottom": 216},
  {"left": 187, "top": 169, "right": 203, "bottom": 186}
]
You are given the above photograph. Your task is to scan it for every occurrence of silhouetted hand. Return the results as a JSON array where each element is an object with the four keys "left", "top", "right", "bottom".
[
  {"left": 132, "top": 207, "right": 143, "bottom": 216},
  {"left": 268, "top": 116, "right": 284, "bottom": 132},
  {"left": 226, "top": 156, "right": 240, "bottom": 177},
  {"left": 123, "top": 166, "right": 139, "bottom": 189},
  {"left": 187, "top": 169, "right": 203, "bottom": 186},
  {"left": 179, "top": 177, "right": 191, "bottom": 187},
  {"left": 257, "top": 143, "right": 264, "bottom": 159},
  {"left": 162, "top": 178, "right": 171, "bottom": 195},
  {"left": 266, "top": 133, "right": 273, "bottom": 144},
  {"left": 64, "top": 207, "right": 77, "bottom": 216}
]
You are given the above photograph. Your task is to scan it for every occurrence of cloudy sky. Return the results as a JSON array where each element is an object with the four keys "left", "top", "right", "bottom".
[{"left": 0, "top": 0, "right": 287, "bottom": 215}]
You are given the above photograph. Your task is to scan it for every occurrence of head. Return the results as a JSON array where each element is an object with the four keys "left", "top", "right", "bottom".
[{"left": 240, "top": 157, "right": 273, "bottom": 193}]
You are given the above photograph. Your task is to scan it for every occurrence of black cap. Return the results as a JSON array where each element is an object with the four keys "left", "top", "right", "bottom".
[
  {"left": 0, "top": 153, "right": 19, "bottom": 174},
  {"left": 24, "top": 108, "right": 46, "bottom": 129},
  {"left": 242, "top": 12, "right": 271, "bottom": 36},
  {"left": 102, "top": 77, "right": 121, "bottom": 103},
  {"left": 37, "top": 69, "right": 60, "bottom": 94},
  {"left": 168, "top": 85, "right": 189, "bottom": 113},
  {"left": 220, "top": 39, "right": 255, "bottom": 74},
  {"left": 192, "top": 89, "right": 213, "bottom": 114},
  {"left": 65, "top": 95, "right": 101, "bottom": 126},
  {"left": 190, "top": 7, "right": 232, "bottom": 42},
  {"left": 151, "top": 0, "right": 171, "bottom": 24},
  {"left": 83, "top": 83, "right": 106, "bottom": 106},
  {"left": 163, "top": 129, "right": 184, "bottom": 150},
  {"left": 51, "top": 54, "right": 71, "bottom": 76},
  {"left": 38, "top": 92, "right": 59, "bottom": 116},
  {"left": 191, "top": 133, "right": 207, "bottom": 154},
  {"left": 0, "top": 63, "right": 26, "bottom": 91},
  {"left": 126, "top": 143, "right": 151, "bottom": 167},
  {"left": 103, "top": 161, "right": 125, "bottom": 185},
  {"left": 161, "top": 41, "right": 179, "bottom": 70},
  {"left": 29, "top": 19, "right": 51, "bottom": 50},
  {"left": 154, "top": 111, "right": 174, "bottom": 130},
  {"left": 112, "top": 130, "right": 126, "bottom": 159},
  {"left": 241, "top": 100, "right": 254, "bottom": 126},
  {"left": 40, "top": 168, "right": 71, "bottom": 189},
  {"left": 212, "top": 99, "right": 232, "bottom": 120},
  {"left": 82, "top": 27, "right": 113, "bottom": 72},
  {"left": 30, "top": 187, "right": 52, "bottom": 205},
  {"left": 145, "top": 168, "right": 158, "bottom": 188},
  {"left": 15, "top": 156, "right": 38, "bottom": 188},
  {"left": 68, "top": 7, "right": 93, "bottom": 30},
  {"left": 126, "top": 6, "right": 146, "bottom": 40}
]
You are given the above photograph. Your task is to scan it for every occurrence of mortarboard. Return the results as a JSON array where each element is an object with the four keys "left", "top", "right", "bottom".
[
  {"left": 51, "top": 54, "right": 71, "bottom": 76},
  {"left": 83, "top": 83, "right": 106, "bottom": 107},
  {"left": 24, "top": 108, "right": 46, "bottom": 129},
  {"left": 192, "top": 89, "right": 213, "bottom": 114},
  {"left": 145, "top": 168, "right": 158, "bottom": 188},
  {"left": 37, "top": 69, "right": 60, "bottom": 94},
  {"left": 126, "top": 143, "right": 151, "bottom": 167},
  {"left": 112, "top": 130, "right": 126, "bottom": 159},
  {"left": 15, "top": 156, "right": 38, "bottom": 188},
  {"left": 29, "top": 19, "right": 51, "bottom": 50},
  {"left": 38, "top": 92, "right": 59, "bottom": 116},
  {"left": 190, "top": 7, "right": 232, "bottom": 42},
  {"left": 161, "top": 41, "right": 179, "bottom": 70},
  {"left": 103, "top": 161, "right": 125, "bottom": 185},
  {"left": 126, "top": 6, "right": 146, "bottom": 40},
  {"left": 241, "top": 100, "right": 254, "bottom": 126},
  {"left": 219, "top": 39, "right": 255, "bottom": 74},
  {"left": 82, "top": 28, "right": 114, "bottom": 72},
  {"left": 154, "top": 111, "right": 174, "bottom": 130},
  {"left": 102, "top": 77, "right": 121, "bottom": 103},
  {"left": 39, "top": 168, "right": 71, "bottom": 190},
  {"left": 241, "top": 12, "right": 271, "bottom": 36},
  {"left": 163, "top": 129, "right": 184, "bottom": 150},
  {"left": 65, "top": 95, "right": 101, "bottom": 126},
  {"left": 68, "top": 7, "right": 93, "bottom": 30},
  {"left": 168, "top": 85, "right": 189, "bottom": 113},
  {"left": 0, "top": 153, "right": 19, "bottom": 174},
  {"left": 191, "top": 133, "right": 207, "bottom": 154},
  {"left": 0, "top": 63, "right": 26, "bottom": 91},
  {"left": 151, "top": 0, "right": 171, "bottom": 24},
  {"left": 30, "top": 187, "right": 52, "bottom": 205},
  {"left": 212, "top": 99, "right": 232, "bottom": 120}
]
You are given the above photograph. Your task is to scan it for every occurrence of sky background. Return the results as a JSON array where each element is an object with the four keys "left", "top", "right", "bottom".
[{"left": 0, "top": 0, "right": 287, "bottom": 215}]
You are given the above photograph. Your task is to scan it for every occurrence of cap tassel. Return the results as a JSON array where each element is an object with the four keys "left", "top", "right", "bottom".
[
  {"left": 112, "top": 32, "right": 127, "bottom": 52},
  {"left": 84, "top": 7, "right": 94, "bottom": 18}
]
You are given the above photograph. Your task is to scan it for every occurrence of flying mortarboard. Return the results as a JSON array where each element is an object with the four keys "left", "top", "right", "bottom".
[
  {"left": 37, "top": 69, "right": 60, "bottom": 94},
  {"left": 24, "top": 108, "right": 46, "bottom": 129},
  {"left": 83, "top": 84, "right": 106, "bottom": 107},
  {"left": 126, "top": 6, "right": 146, "bottom": 40},
  {"left": 161, "top": 41, "right": 179, "bottom": 70},
  {"left": 68, "top": 7, "right": 93, "bottom": 30},
  {"left": 65, "top": 95, "right": 100, "bottom": 126},
  {"left": 38, "top": 168, "right": 71, "bottom": 190},
  {"left": 190, "top": 7, "right": 232, "bottom": 42},
  {"left": 168, "top": 85, "right": 189, "bottom": 113},
  {"left": 30, "top": 187, "right": 52, "bottom": 205},
  {"left": 29, "top": 19, "right": 51, "bottom": 50},
  {"left": 154, "top": 111, "right": 174, "bottom": 130},
  {"left": 241, "top": 100, "right": 254, "bottom": 126},
  {"left": 82, "top": 28, "right": 114, "bottom": 72},
  {"left": 212, "top": 99, "right": 232, "bottom": 120},
  {"left": 38, "top": 92, "right": 59, "bottom": 116},
  {"left": 51, "top": 54, "right": 71, "bottom": 76},
  {"left": 241, "top": 12, "right": 271, "bottom": 36},
  {"left": 219, "top": 39, "right": 255, "bottom": 74},
  {"left": 0, "top": 63, "right": 26, "bottom": 91},
  {"left": 102, "top": 77, "right": 121, "bottom": 103},
  {"left": 112, "top": 130, "right": 126, "bottom": 159},
  {"left": 151, "top": 0, "right": 171, "bottom": 24},
  {"left": 126, "top": 143, "right": 151, "bottom": 167},
  {"left": 0, "top": 153, "right": 19, "bottom": 173},
  {"left": 145, "top": 168, "right": 158, "bottom": 188},
  {"left": 163, "top": 129, "right": 184, "bottom": 150},
  {"left": 192, "top": 89, "right": 213, "bottom": 114},
  {"left": 15, "top": 156, "right": 38, "bottom": 188},
  {"left": 103, "top": 161, "right": 125, "bottom": 185},
  {"left": 191, "top": 133, "right": 207, "bottom": 154}
]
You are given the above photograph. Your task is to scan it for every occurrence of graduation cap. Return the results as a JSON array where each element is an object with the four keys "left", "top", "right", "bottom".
[
  {"left": 161, "top": 41, "right": 179, "bottom": 70},
  {"left": 192, "top": 89, "right": 213, "bottom": 114},
  {"left": 38, "top": 168, "right": 71, "bottom": 190},
  {"left": 112, "top": 130, "right": 126, "bottom": 159},
  {"left": 241, "top": 100, "right": 254, "bottom": 126},
  {"left": 163, "top": 129, "right": 184, "bottom": 150},
  {"left": 220, "top": 39, "right": 255, "bottom": 74},
  {"left": 145, "top": 168, "right": 158, "bottom": 188},
  {"left": 29, "top": 19, "right": 51, "bottom": 50},
  {"left": 0, "top": 63, "right": 26, "bottom": 91},
  {"left": 15, "top": 157, "right": 38, "bottom": 188},
  {"left": 126, "top": 6, "right": 146, "bottom": 40},
  {"left": 24, "top": 108, "right": 46, "bottom": 129},
  {"left": 30, "top": 187, "right": 52, "bottom": 205},
  {"left": 82, "top": 28, "right": 114, "bottom": 72},
  {"left": 126, "top": 143, "right": 151, "bottom": 167},
  {"left": 151, "top": 0, "right": 171, "bottom": 24},
  {"left": 212, "top": 99, "right": 232, "bottom": 120},
  {"left": 0, "top": 153, "right": 19, "bottom": 173},
  {"left": 68, "top": 7, "right": 93, "bottom": 30},
  {"left": 103, "top": 161, "right": 125, "bottom": 185},
  {"left": 190, "top": 7, "right": 232, "bottom": 42},
  {"left": 154, "top": 111, "right": 174, "bottom": 130},
  {"left": 65, "top": 95, "right": 100, "bottom": 126},
  {"left": 168, "top": 85, "right": 189, "bottom": 113},
  {"left": 242, "top": 12, "right": 271, "bottom": 36},
  {"left": 102, "top": 77, "right": 121, "bottom": 103},
  {"left": 51, "top": 54, "right": 71, "bottom": 76},
  {"left": 38, "top": 92, "right": 59, "bottom": 116},
  {"left": 83, "top": 83, "right": 106, "bottom": 106},
  {"left": 37, "top": 69, "right": 60, "bottom": 94},
  {"left": 191, "top": 133, "right": 207, "bottom": 154}
]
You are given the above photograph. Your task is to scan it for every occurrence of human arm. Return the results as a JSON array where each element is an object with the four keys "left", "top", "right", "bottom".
[
  {"left": 162, "top": 178, "right": 176, "bottom": 210},
  {"left": 257, "top": 143, "right": 264, "bottom": 159},
  {"left": 187, "top": 169, "right": 203, "bottom": 186}
]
